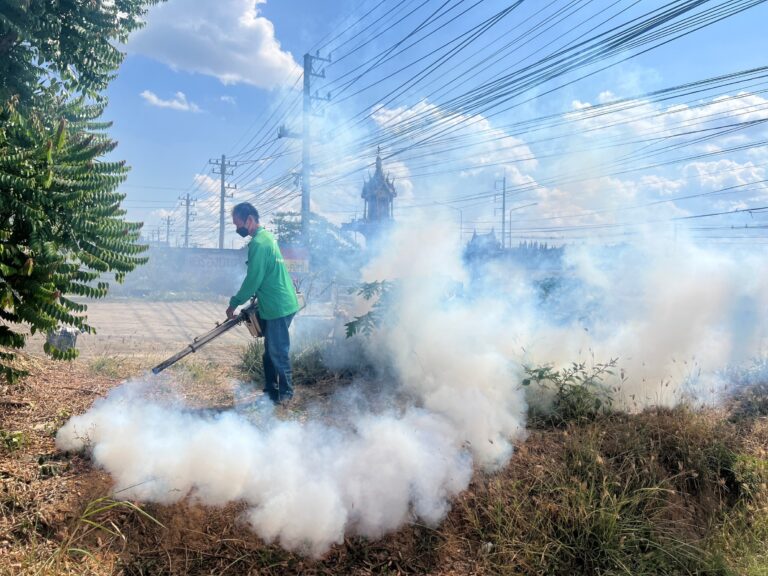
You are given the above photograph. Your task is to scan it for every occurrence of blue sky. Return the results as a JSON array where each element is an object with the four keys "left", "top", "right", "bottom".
[{"left": 109, "top": 0, "right": 768, "bottom": 248}]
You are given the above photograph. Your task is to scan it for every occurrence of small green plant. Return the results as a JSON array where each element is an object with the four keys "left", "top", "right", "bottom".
[
  {"left": 240, "top": 338, "right": 266, "bottom": 383},
  {"left": 0, "top": 429, "right": 26, "bottom": 452},
  {"left": 344, "top": 280, "right": 398, "bottom": 337},
  {"left": 88, "top": 355, "right": 130, "bottom": 379},
  {"left": 240, "top": 340, "right": 335, "bottom": 387},
  {"left": 40, "top": 496, "right": 165, "bottom": 571},
  {"left": 523, "top": 359, "right": 619, "bottom": 425},
  {"left": 53, "top": 407, "right": 72, "bottom": 432},
  {"left": 38, "top": 453, "right": 69, "bottom": 479}
]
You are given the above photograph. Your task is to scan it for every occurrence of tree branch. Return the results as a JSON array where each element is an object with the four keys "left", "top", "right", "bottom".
[{"left": 0, "top": 32, "right": 18, "bottom": 56}]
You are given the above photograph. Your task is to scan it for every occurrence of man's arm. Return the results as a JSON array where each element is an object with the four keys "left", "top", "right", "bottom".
[{"left": 229, "top": 241, "right": 266, "bottom": 310}]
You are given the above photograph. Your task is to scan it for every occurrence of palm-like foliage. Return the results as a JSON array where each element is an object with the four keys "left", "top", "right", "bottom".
[{"left": 0, "top": 0, "right": 161, "bottom": 381}]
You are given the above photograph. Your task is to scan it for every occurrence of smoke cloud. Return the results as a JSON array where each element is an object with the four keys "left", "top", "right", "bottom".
[
  {"left": 57, "top": 220, "right": 528, "bottom": 555},
  {"left": 58, "top": 210, "right": 768, "bottom": 555},
  {"left": 57, "top": 381, "right": 474, "bottom": 556},
  {"left": 484, "top": 229, "right": 768, "bottom": 407}
]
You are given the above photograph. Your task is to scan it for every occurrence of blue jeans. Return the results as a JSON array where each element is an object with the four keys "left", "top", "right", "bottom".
[{"left": 258, "top": 313, "right": 295, "bottom": 403}]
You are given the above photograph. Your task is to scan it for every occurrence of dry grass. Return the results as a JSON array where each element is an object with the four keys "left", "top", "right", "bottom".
[{"left": 2, "top": 349, "right": 768, "bottom": 575}]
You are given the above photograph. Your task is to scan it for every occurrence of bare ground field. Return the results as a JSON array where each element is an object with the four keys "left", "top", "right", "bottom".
[
  {"left": 26, "top": 299, "right": 250, "bottom": 364},
  {"left": 2, "top": 301, "right": 768, "bottom": 574},
  {"left": 0, "top": 344, "right": 479, "bottom": 575},
  {"left": 5, "top": 350, "right": 768, "bottom": 575}
]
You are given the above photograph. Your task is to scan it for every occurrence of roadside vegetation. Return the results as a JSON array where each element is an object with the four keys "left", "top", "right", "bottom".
[
  {"left": 2, "top": 342, "right": 768, "bottom": 575},
  {"left": 0, "top": 0, "right": 159, "bottom": 381}
]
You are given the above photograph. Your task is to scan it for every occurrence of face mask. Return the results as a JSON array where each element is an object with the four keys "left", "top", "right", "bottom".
[{"left": 236, "top": 226, "right": 249, "bottom": 238}]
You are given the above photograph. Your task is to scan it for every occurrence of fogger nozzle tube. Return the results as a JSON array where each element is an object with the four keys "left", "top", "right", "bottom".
[{"left": 150, "top": 300, "right": 260, "bottom": 374}]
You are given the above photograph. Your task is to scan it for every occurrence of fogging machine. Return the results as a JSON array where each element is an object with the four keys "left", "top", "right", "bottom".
[{"left": 151, "top": 299, "right": 263, "bottom": 375}]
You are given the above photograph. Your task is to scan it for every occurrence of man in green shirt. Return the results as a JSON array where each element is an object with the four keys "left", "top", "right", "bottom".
[{"left": 226, "top": 202, "right": 300, "bottom": 405}]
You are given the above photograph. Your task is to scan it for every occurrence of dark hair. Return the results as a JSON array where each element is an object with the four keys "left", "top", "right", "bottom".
[{"left": 232, "top": 202, "right": 259, "bottom": 222}]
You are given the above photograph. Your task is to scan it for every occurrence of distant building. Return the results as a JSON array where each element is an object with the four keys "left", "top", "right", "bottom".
[
  {"left": 507, "top": 240, "right": 564, "bottom": 274},
  {"left": 342, "top": 149, "right": 397, "bottom": 242},
  {"left": 464, "top": 233, "right": 564, "bottom": 282},
  {"left": 464, "top": 229, "right": 502, "bottom": 261}
]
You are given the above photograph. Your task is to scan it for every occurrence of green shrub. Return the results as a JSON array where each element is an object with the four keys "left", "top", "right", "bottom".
[
  {"left": 0, "top": 429, "right": 25, "bottom": 452},
  {"left": 240, "top": 340, "right": 334, "bottom": 388},
  {"left": 524, "top": 359, "right": 618, "bottom": 426},
  {"left": 462, "top": 408, "right": 756, "bottom": 575}
]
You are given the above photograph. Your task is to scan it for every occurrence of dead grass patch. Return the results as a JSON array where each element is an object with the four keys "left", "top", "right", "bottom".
[{"left": 2, "top": 352, "right": 768, "bottom": 575}]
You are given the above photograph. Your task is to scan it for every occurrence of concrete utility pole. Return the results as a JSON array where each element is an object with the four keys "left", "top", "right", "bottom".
[
  {"left": 163, "top": 215, "right": 174, "bottom": 246},
  {"left": 210, "top": 154, "right": 238, "bottom": 249},
  {"left": 180, "top": 193, "right": 196, "bottom": 248},
  {"left": 495, "top": 175, "right": 507, "bottom": 249},
  {"left": 279, "top": 51, "right": 331, "bottom": 246}
]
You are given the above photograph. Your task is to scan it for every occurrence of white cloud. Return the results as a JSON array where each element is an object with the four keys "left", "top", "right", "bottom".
[
  {"left": 220, "top": 95, "right": 237, "bottom": 105},
  {"left": 373, "top": 94, "right": 758, "bottom": 236},
  {"left": 683, "top": 159, "right": 767, "bottom": 192},
  {"left": 150, "top": 208, "right": 175, "bottom": 219},
  {"left": 140, "top": 90, "right": 201, "bottom": 113},
  {"left": 568, "top": 91, "right": 768, "bottom": 145},
  {"left": 193, "top": 173, "right": 220, "bottom": 196},
  {"left": 747, "top": 145, "right": 768, "bottom": 160},
  {"left": 309, "top": 90, "right": 768, "bottom": 241},
  {"left": 128, "top": 0, "right": 301, "bottom": 89},
  {"left": 371, "top": 101, "right": 537, "bottom": 173}
]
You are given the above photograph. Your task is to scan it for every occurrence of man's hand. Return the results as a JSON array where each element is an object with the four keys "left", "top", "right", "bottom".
[{"left": 226, "top": 306, "right": 236, "bottom": 320}]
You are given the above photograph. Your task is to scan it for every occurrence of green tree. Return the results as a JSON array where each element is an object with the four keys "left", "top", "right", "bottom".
[
  {"left": 0, "top": 0, "right": 161, "bottom": 381},
  {"left": 344, "top": 280, "right": 398, "bottom": 337}
]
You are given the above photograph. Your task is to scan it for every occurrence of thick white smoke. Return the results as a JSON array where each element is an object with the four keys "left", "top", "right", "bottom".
[
  {"left": 57, "top": 213, "right": 768, "bottom": 554},
  {"left": 56, "top": 383, "right": 473, "bottom": 556},
  {"left": 488, "top": 229, "right": 768, "bottom": 407},
  {"left": 361, "top": 220, "right": 528, "bottom": 466},
  {"left": 56, "top": 220, "right": 528, "bottom": 555}
]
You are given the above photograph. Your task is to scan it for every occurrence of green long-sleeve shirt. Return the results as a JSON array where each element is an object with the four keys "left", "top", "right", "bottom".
[{"left": 229, "top": 228, "right": 299, "bottom": 320}]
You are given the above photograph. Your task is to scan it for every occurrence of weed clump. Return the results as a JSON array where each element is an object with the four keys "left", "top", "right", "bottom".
[
  {"left": 461, "top": 406, "right": 768, "bottom": 575},
  {"left": 730, "top": 382, "right": 768, "bottom": 422},
  {"left": 239, "top": 338, "right": 266, "bottom": 384},
  {"left": 239, "top": 338, "right": 375, "bottom": 391},
  {"left": 524, "top": 359, "right": 618, "bottom": 426},
  {"left": 0, "top": 429, "right": 26, "bottom": 452},
  {"left": 240, "top": 340, "right": 334, "bottom": 388}
]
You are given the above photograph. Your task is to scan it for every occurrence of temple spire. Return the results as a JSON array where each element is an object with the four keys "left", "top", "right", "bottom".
[{"left": 340, "top": 150, "right": 398, "bottom": 242}]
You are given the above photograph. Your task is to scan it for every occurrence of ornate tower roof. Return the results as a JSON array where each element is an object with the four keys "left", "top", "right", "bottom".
[
  {"left": 341, "top": 148, "right": 398, "bottom": 243},
  {"left": 362, "top": 148, "right": 397, "bottom": 203}
]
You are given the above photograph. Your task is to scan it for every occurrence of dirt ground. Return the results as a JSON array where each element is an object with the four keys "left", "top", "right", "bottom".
[
  {"left": 26, "top": 299, "right": 254, "bottom": 364},
  {"left": 0, "top": 334, "right": 464, "bottom": 575},
  {"left": 3, "top": 342, "right": 768, "bottom": 574},
  {"left": 0, "top": 342, "right": 484, "bottom": 576}
]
